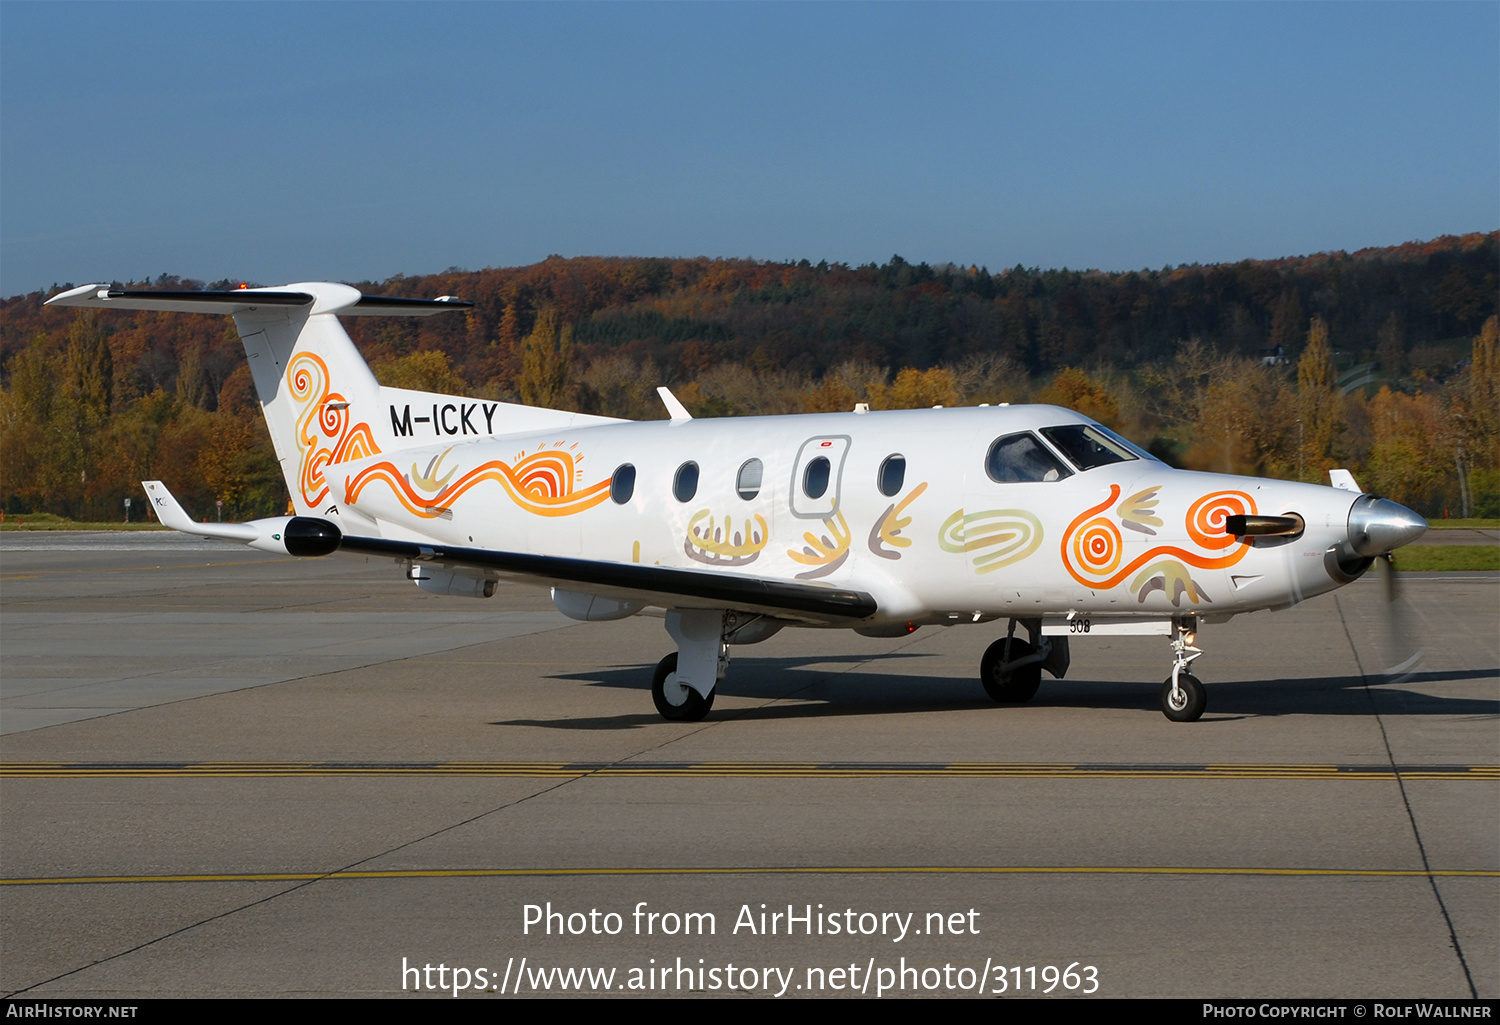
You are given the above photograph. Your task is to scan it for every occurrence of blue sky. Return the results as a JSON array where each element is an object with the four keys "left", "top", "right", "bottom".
[{"left": 2, "top": 2, "right": 1495, "bottom": 295}]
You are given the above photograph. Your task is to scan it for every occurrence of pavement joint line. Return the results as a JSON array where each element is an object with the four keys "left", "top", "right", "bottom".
[
  {"left": 1335, "top": 592, "right": 1480, "bottom": 1000},
  {"left": 0, "top": 558, "right": 295, "bottom": 579},
  {"left": 4, "top": 866, "right": 1497, "bottom": 886}
]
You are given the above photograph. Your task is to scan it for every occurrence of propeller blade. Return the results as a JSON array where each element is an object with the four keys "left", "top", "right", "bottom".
[{"left": 1376, "top": 553, "right": 1422, "bottom": 683}]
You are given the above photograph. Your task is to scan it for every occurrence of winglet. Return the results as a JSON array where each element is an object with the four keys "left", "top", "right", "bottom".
[
  {"left": 141, "top": 481, "right": 256, "bottom": 541},
  {"left": 1328, "top": 469, "right": 1361, "bottom": 493},
  {"left": 656, "top": 386, "right": 693, "bottom": 421}
]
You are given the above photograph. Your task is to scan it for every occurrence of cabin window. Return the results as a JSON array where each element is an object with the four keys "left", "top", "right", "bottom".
[
  {"left": 985, "top": 432, "right": 1074, "bottom": 483},
  {"left": 802, "top": 456, "right": 831, "bottom": 499},
  {"left": 737, "top": 458, "right": 764, "bottom": 500},
  {"left": 673, "top": 461, "right": 700, "bottom": 503},
  {"left": 610, "top": 463, "right": 636, "bottom": 504},
  {"left": 877, "top": 454, "right": 906, "bottom": 497},
  {"left": 1040, "top": 425, "right": 1139, "bottom": 471}
]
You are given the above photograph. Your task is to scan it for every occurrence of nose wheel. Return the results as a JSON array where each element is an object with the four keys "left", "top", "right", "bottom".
[{"left": 1160, "top": 673, "right": 1206, "bottom": 722}]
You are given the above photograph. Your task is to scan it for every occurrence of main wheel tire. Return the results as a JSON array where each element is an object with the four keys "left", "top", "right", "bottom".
[
  {"left": 651, "top": 653, "right": 715, "bottom": 721},
  {"left": 1159, "top": 673, "right": 1206, "bottom": 722},
  {"left": 980, "top": 637, "right": 1043, "bottom": 703}
]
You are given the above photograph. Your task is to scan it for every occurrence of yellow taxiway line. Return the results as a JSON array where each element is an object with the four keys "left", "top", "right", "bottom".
[
  {"left": 2, "top": 761, "right": 1494, "bottom": 780},
  {"left": 3, "top": 865, "right": 1496, "bottom": 887}
]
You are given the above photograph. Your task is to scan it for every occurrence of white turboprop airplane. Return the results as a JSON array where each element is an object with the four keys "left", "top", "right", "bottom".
[{"left": 47, "top": 281, "right": 1429, "bottom": 723}]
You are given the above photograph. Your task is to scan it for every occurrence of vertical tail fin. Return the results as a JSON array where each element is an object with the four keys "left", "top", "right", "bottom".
[{"left": 45, "top": 283, "right": 472, "bottom": 515}]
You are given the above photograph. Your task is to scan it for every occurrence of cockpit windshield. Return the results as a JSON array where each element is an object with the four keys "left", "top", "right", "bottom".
[{"left": 1040, "top": 424, "right": 1149, "bottom": 471}]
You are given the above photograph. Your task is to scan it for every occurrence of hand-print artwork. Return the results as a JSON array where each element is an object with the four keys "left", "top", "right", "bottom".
[
  {"left": 1116, "top": 486, "right": 1164, "bottom": 535},
  {"left": 867, "top": 482, "right": 928, "bottom": 560},
  {"left": 1131, "top": 559, "right": 1213, "bottom": 605},
  {"left": 790, "top": 511, "right": 852, "bottom": 579}
]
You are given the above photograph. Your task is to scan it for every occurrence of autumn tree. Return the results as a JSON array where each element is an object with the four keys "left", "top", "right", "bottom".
[
  {"left": 866, "top": 366, "right": 960, "bottom": 410},
  {"left": 1364, "top": 387, "right": 1446, "bottom": 510},
  {"left": 371, "top": 349, "right": 467, "bottom": 393},
  {"left": 1450, "top": 315, "right": 1500, "bottom": 515},
  {"left": 1268, "top": 289, "right": 1306, "bottom": 358},
  {"left": 517, "top": 306, "right": 574, "bottom": 409},
  {"left": 0, "top": 333, "right": 58, "bottom": 512},
  {"left": 1032, "top": 367, "right": 1120, "bottom": 426},
  {"left": 575, "top": 354, "right": 662, "bottom": 420},
  {"left": 1297, "top": 317, "right": 1340, "bottom": 481},
  {"left": 1185, "top": 359, "right": 1296, "bottom": 478},
  {"left": 1375, "top": 311, "right": 1404, "bottom": 377}
]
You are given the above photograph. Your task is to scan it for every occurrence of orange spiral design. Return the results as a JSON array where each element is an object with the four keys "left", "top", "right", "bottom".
[
  {"left": 345, "top": 449, "right": 610, "bottom": 519},
  {"left": 1061, "top": 484, "right": 1253, "bottom": 589},
  {"left": 1187, "top": 491, "right": 1254, "bottom": 550},
  {"left": 1071, "top": 516, "right": 1122, "bottom": 576},
  {"left": 514, "top": 451, "right": 571, "bottom": 498},
  {"left": 318, "top": 397, "right": 346, "bottom": 438},
  {"left": 290, "top": 361, "right": 318, "bottom": 402},
  {"left": 286, "top": 352, "right": 381, "bottom": 509}
]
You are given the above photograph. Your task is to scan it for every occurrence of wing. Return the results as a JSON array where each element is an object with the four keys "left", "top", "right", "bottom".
[
  {"left": 138, "top": 481, "right": 875, "bottom": 624},
  {"left": 338, "top": 532, "right": 877, "bottom": 624}
]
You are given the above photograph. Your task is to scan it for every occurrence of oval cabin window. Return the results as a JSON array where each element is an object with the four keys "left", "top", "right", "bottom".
[
  {"left": 673, "top": 461, "right": 700, "bottom": 503},
  {"left": 803, "top": 456, "right": 830, "bottom": 499},
  {"left": 610, "top": 463, "right": 635, "bottom": 504},
  {"left": 737, "top": 458, "right": 764, "bottom": 501},
  {"left": 878, "top": 454, "right": 906, "bottom": 497}
]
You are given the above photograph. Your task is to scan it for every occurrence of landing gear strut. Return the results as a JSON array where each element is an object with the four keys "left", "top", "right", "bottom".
[{"left": 1160, "top": 617, "right": 1206, "bottom": 722}]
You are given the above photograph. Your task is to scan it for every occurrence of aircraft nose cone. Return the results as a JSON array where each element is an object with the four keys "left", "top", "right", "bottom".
[{"left": 1347, "top": 496, "right": 1428, "bottom": 556}]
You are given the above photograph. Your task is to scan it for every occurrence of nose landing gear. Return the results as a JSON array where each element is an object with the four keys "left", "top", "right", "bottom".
[{"left": 1160, "top": 617, "right": 1206, "bottom": 722}]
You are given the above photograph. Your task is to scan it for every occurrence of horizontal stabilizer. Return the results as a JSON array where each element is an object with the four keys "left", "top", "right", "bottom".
[
  {"left": 142, "top": 481, "right": 256, "bottom": 542},
  {"left": 46, "top": 283, "right": 471, "bottom": 317}
]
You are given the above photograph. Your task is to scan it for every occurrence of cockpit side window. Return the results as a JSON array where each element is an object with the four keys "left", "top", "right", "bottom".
[
  {"left": 1040, "top": 424, "right": 1139, "bottom": 471},
  {"left": 985, "top": 432, "right": 1074, "bottom": 483}
]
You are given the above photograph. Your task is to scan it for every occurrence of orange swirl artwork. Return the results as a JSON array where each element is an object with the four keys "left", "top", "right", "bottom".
[
  {"left": 288, "top": 353, "right": 381, "bottom": 508},
  {"left": 343, "top": 442, "right": 611, "bottom": 519},
  {"left": 1061, "top": 485, "right": 1254, "bottom": 595}
]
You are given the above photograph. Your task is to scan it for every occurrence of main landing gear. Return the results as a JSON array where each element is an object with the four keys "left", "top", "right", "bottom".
[
  {"left": 1160, "top": 617, "right": 1206, "bottom": 722},
  {"left": 979, "top": 619, "right": 1069, "bottom": 703},
  {"left": 650, "top": 609, "right": 731, "bottom": 722}
]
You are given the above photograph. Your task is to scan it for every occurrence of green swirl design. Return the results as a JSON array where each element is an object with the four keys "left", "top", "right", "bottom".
[{"left": 938, "top": 508, "right": 1044, "bottom": 573}]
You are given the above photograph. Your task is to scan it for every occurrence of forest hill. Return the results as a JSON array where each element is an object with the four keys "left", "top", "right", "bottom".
[{"left": 1, "top": 233, "right": 1495, "bottom": 522}]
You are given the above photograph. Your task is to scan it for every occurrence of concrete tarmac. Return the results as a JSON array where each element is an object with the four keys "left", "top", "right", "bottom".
[{"left": 1, "top": 533, "right": 1496, "bottom": 998}]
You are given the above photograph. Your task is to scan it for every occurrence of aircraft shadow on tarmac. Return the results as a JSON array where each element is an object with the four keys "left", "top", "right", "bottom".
[{"left": 492, "top": 655, "right": 1500, "bottom": 729}]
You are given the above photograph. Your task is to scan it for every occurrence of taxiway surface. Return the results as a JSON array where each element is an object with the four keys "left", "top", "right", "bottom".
[{"left": 2, "top": 533, "right": 1496, "bottom": 998}]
